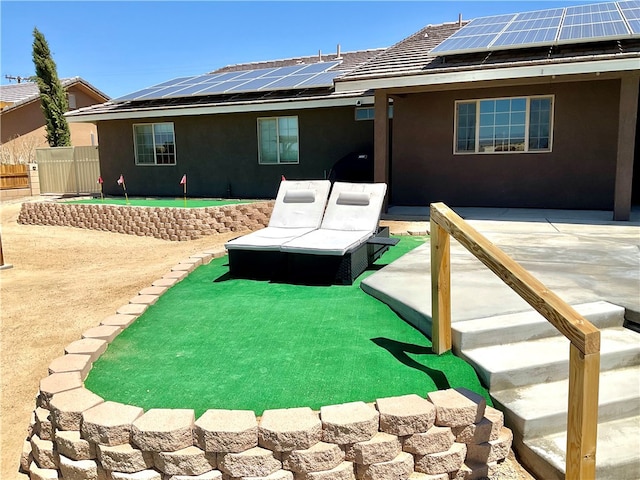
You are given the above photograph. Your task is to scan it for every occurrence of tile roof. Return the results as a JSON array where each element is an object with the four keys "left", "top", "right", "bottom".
[
  {"left": 342, "top": 22, "right": 465, "bottom": 79},
  {"left": 0, "top": 81, "right": 41, "bottom": 104},
  {"left": 1, "top": 77, "right": 109, "bottom": 113},
  {"left": 339, "top": 21, "right": 640, "bottom": 83},
  {"left": 213, "top": 48, "right": 385, "bottom": 74},
  {"left": 67, "top": 49, "right": 383, "bottom": 119}
]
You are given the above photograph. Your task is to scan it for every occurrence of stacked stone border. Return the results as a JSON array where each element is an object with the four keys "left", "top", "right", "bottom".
[
  {"left": 22, "top": 249, "right": 513, "bottom": 480},
  {"left": 17, "top": 201, "right": 275, "bottom": 241}
]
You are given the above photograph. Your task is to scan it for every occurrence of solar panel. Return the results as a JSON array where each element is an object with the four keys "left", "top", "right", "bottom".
[
  {"left": 430, "top": 14, "right": 516, "bottom": 54},
  {"left": 617, "top": 0, "right": 640, "bottom": 33},
  {"left": 296, "top": 70, "right": 346, "bottom": 88},
  {"left": 151, "top": 76, "right": 198, "bottom": 88},
  {"left": 260, "top": 73, "right": 317, "bottom": 89},
  {"left": 559, "top": 2, "right": 628, "bottom": 40},
  {"left": 224, "top": 77, "right": 280, "bottom": 93},
  {"left": 113, "top": 60, "right": 343, "bottom": 102},
  {"left": 115, "top": 87, "right": 164, "bottom": 101},
  {"left": 430, "top": 1, "right": 640, "bottom": 56},
  {"left": 230, "top": 68, "right": 279, "bottom": 80},
  {"left": 492, "top": 9, "right": 563, "bottom": 47},
  {"left": 294, "top": 61, "right": 341, "bottom": 74},
  {"left": 134, "top": 84, "right": 202, "bottom": 100},
  {"left": 161, "top": 83, "right": 224, "bottom": 98}
]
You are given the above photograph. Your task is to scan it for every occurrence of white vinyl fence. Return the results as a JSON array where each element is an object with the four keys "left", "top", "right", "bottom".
[{"left": 36, "top": 146, "right": 100, "bottom": 195}]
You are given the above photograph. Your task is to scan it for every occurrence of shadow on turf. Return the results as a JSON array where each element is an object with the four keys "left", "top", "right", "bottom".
[{"left": 371, "top": 337, "right": 451, "bottom": 390}]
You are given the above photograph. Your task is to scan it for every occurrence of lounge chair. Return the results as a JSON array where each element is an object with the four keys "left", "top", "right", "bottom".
[
  {"left": 225, "top": 179, "right": 331, "bottom": 279},
  {"left": 281, "top": 182, "right": 396, "bottom": 285}
]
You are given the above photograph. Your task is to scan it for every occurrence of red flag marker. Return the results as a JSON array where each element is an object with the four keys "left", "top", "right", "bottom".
[
  {"left": 116, "top": 174, "right": 129, "bottom": 204},
  {"left": 180, "top": 174, "right": 187, "bottom": 185},
  {"left": 97, "top": 176, "right": 104, "bottom": 201}
]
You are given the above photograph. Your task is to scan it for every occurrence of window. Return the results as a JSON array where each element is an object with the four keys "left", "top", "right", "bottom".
[
  {"left": 133, "top": 123, "right": 176, "bottom": 165},
  {"left": 455, "top": 96, "right": 553, "bottom": 154},
  {"left": 67, "top": 93, "right": 76, "bottom": 110},
  {"left": 257, "top": 116, "right": 299, "bottom": 164},
  {"left": 355, "top": 107, "right": 375, "bottom": 121},
  {"left": 355, "top": 106, "right": 394, "bottom": 121}
]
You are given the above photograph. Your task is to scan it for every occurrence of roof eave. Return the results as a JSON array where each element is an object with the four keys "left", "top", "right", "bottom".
[
  {"left": 334, "top": 56, "right": 640, "bottom": 93},
  {"left": 66, "top": 91, "right": 374, "bottom": 123}
]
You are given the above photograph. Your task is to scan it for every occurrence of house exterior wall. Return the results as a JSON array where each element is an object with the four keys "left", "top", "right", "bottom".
[
  {"left": 96, "top": 106, "right": 373, "bottom": 198},
  {"left": 1, "top": 83, "right": 101, "bottom": 147},
  {"left": 390, "top": 79, "right": 620, "bottom": 210},
  {"left": 1, "top": 101, "right": 44, "bottom": 144}
]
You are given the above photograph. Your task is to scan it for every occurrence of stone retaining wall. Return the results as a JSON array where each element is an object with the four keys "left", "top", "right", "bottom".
[
  {"left": 17, "top": 201, "right": 274, "bottom": 241},
  {"left": 21, "top": 249, "right": 513, "bottom": 480}
]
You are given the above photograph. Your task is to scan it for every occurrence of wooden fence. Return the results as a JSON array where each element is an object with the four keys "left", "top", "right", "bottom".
[
  {"left": 36, "top": 146, "right": 100, "bottom": 195},
  {"left": 429, "top": 202, "right": 600, "bottom": 480},
  {"left": 0, "top": 164, "right": 29, "bottom": 190}
]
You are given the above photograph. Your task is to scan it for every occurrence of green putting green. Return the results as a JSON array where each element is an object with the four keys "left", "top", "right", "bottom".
[
  {"left": 85, "top": 237, "right": 491, "bottom": 415},
  {"left": 64, "top": 197, "right": 254, "bottom": 208}
]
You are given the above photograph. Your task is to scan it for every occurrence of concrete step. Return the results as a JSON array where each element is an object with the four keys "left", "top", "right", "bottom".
[
  {"left": 491, "top": 366, "right": 640, "bottom": 438},
  {"left": 460, "top": 327, "right": 640, "bottom": 390},
  {"left": 452, "top": 301, "right": 625, "bottom": 353},
  {"left": 521, "top": 416, "right": 640, "bottom": 480}
]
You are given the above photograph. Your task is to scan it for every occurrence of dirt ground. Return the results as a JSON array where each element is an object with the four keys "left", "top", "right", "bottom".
[{"left": 0, "top": 197, "right": 534, "bottom": 479}]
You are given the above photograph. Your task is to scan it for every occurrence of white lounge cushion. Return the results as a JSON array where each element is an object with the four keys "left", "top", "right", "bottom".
[
  {"left": 281, "top": 229, "right": 372, "bottom": 256},
  {"left": 283, "top": 189, "right": 316, "bottom": 203},
  {"left": 226, "top": 227, "right": 316, "bottom": 251},
  {"left": 336, "top": 191, "right": 370, "bottom": 206},
  {"left": 320, "top": 182, "right": 387, "bottom": 233},
  {"left": 268, "top": 180, "right": 331, "bottom": 229}
]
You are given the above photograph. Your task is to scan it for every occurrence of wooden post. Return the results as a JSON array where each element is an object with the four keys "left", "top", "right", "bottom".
[
  {"left": 566, "top": 344, "right": 600, "bottom": 480},
  {"left": 430, "top": 209, "right": 451, "bottom": 354},
  {"left": 0, "top": 232, "right": 12, "bottom": 270},
  {"left": 429, "top": 202, "right": 601, "bottom": 476}
]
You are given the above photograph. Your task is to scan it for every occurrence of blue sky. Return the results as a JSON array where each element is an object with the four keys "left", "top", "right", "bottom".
[{"left": 1, "top": 1, "right": 602, "bottom": 99}]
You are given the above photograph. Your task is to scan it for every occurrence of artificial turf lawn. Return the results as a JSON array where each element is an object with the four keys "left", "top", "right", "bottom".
[
  {"left": 65, "top": 197, "right": 252, "bottom": 208},
  {"left": 85, "top": 236, "right": 491, "bottom": 416}
]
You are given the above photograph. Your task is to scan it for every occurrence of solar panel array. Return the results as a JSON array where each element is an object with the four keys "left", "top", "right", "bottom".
[
  {"left": 431, "top": 0, "right": 640, "bottom": 55},
  {"left": 115, "top": 61, "right": 345, "bottom": 102}
]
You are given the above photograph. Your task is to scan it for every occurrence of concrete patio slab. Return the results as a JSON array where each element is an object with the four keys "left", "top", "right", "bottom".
[{"left": 364, "top": 207, "right": 640, "bottom": 331}]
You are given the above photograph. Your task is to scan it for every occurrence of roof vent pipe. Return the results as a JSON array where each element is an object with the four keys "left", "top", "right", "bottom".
[
  {"left": 336, "top": 43, "right": 342, "bottom": 59},
  {"left": 319, "top": 49, "right": 322, "bottom": 61},
  {"left": 458, "top": 13, "right": 463, "bottom": 27}
]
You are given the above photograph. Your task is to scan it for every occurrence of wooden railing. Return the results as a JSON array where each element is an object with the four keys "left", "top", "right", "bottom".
[
  {"left": 0, "top": 164, "right": 29, "bottom": 190},
  {"left": 429, "top": 202, "right": 600, "bottom": 480}
]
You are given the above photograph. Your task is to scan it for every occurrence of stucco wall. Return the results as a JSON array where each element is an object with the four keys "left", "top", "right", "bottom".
[
  {"left": 1, "top": 83, "right": 102, "bottom": 146},
  {"left": 390, "top": 79, "right": 621, "bottom": 210},
  {"left": 96, "top": 106, "right": 373, "bottom": 199}
]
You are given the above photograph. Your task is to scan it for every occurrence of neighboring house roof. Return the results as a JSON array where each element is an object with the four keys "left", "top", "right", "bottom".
[
  {"left": 66, "top": 49, "right": 385, "bottom": 121},
  {"left": 0, "top": 77, "right": 110, "bottom": 114}
]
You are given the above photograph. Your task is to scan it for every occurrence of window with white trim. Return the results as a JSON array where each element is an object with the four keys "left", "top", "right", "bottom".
[
  {"left": 455, "top": 96, "right": 553, "bottom": 154},
  {"left": 257, "top": 116, "right": 299, "bottom": 164},
  {"left": 133, "top": 123, "right": 176, "bottom": 165}
]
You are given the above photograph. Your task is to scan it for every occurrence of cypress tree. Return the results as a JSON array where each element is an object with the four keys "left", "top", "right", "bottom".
[{"left": 32, "top": 27, "right": 71, "bottom": 147}]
